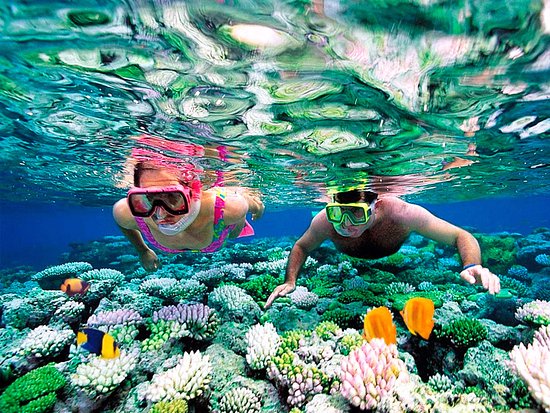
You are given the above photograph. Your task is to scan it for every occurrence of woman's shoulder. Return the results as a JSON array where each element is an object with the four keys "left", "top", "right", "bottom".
[{"left": 112, "top": 198, "right": 138, "bottom": 229}]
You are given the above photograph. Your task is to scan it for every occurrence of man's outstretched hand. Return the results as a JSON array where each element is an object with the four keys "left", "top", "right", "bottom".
[
  {"left": 264, "top": 282, "right": 296, "bottom": 309},
  {"left": 460, "top": 264, "right": 500, "bottom": 295}
]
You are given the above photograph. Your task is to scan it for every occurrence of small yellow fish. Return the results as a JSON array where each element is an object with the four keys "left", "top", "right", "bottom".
[
  {"left": 363, "top": 306, "right": 397, "bottom": 345},
  {"left": 399, "top": 297, "right": 435, "bottom": 340},
  {"left": 60, "top": 278, "right": 90, "bottom": 296}
]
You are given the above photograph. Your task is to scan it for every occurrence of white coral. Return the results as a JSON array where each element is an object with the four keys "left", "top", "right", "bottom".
[
  {"left": 245, "top": 323, "right": 281, "bottom": 370},
  {"left": 145, "top": 351, "right": 211, "bottom": 402},
  {"left": 218, "top": 387, "right": 261, "bottom": 413},
  {"left": 288, "top": 286, "right": 319, "bottom": 309},
  {"left": 508, "top": 325, "right": 550, "bottom": 411},
  {"left": 71, "top": 349, "right": 138, "bottom": 395},
  {"left": 18, "top": 325, "right": 73, "bottom": 358}
]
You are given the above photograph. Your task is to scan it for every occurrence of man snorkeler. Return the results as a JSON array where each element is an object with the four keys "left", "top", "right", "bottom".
[{"left": 265, "top": 189, "right": 500, "bottom": 309}]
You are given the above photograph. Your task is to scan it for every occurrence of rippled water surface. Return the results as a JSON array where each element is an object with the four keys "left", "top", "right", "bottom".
[{"left": 1, "top": 0, "right": 549, "bottom": 206}]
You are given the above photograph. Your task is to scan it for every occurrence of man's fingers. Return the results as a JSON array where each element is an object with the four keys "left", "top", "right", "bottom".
[{"left": 461, "top": 272, "right": 476, "bottom": 284}]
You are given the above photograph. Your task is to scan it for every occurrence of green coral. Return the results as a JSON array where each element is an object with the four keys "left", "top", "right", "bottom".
[
  {"left": 477, "top": 234, "right": 518, "bottom": 273},
  {"left": 321, "top": 308, "right": 360, "bottom": 329},
  {"left": 438, "top": 318, "right": 487, "bottom": 348},
  {"left": 314, "top": 321, "right": 341, "bottom": 340},
  {"left": 281, "top": 330, "right": 311, "bottom": 351},
  {"left": 338, "top": 332, "right": 364, "bottom": 356},
  {"left": 0, "top": 365, "right": 66, "bottom": 413},
  {"left": 390, "top": 291, "right": 445, "bottom": 311},
  {"left": 241, "top": 274, "right": 283, "bottom": 301},
  {"left": 150, "top": 399, "right": 189, "bottom": 413},
  {"left": 337, "top": 288, "right": 373, "bottom": 304}
]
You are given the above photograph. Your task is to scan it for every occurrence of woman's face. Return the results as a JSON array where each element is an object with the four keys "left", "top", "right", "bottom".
[{"left": 139, "top": 170, "right": 186, "bottom": 224}]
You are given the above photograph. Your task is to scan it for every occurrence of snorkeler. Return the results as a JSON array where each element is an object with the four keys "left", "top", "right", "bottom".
[
  {"left": 265, "top": 189, "right": 500, "bottom": 308},
  {"left": 113, "top": 162, "right": 264, "bottom": 271}
]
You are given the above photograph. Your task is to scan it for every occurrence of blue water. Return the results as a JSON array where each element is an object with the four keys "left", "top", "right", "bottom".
[{"left": 2, "top": 195, "right": 549, "bottom": 270}]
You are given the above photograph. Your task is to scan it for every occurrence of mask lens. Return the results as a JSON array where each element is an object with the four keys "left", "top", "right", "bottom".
[
  {"left": 326, "top": 206, "right": 343, "bottom": 223},
  {"left": 342, "top": 206, "right": 366, "bottom": 224},
  {"left": 326, "top": 203, "right": 370, "bottom": 225},
  {"left": 129, "top": 194, "right": 154, "bottom": 216}
]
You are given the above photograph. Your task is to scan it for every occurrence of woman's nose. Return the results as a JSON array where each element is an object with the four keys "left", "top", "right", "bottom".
[{"left": 153, "top": 206, "right": 167, "bottom": 219}]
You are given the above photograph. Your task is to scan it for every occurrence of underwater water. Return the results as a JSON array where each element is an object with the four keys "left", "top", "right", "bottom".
[{"left": 1, "top": 0, "right": 550, "bottom": 412}]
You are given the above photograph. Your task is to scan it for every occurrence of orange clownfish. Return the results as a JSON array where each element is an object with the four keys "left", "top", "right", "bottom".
[
  {"left": 399, "top": 297, "right": 435, "bottom": 340},
  {"left": 363, "top": 306, "right": 397, "bottom": 345},
  {"left": 60, "top": 278, "right": 90, "bottom": 296},
  {"left": 76, "top": 328, "right": 120, "bottom": 359}
]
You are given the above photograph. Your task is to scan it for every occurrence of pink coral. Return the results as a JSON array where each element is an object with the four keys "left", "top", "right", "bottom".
[{"left": 339, "top": 338, "right": 408, "bottom": 410}]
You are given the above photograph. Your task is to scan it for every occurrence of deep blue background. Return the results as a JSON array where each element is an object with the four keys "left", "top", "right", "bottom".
[{"left": 1, "top": 196, "right": 549, "bottom": 270}]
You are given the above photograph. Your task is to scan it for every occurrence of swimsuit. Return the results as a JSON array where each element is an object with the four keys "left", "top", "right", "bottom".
[{"left": 135, "top": 189, "right": 253, "bottom": 254}]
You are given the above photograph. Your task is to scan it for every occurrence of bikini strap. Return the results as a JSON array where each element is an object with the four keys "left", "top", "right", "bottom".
[{"left": 134, "top": 217, "right": 184, "bottom": 254}]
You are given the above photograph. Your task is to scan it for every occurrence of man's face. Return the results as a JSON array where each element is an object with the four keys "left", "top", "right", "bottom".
[
  {"left": 332, "top": 217, "right": 369, "bottom": 238},
  {"left": 328, "top": 201, "right": 375, "bottom": 238}
]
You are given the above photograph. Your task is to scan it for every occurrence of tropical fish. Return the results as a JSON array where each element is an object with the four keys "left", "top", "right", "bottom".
[
  {"left": 60, "top": 278, "right": 90, "bottom": 296},
  {"left": 363, "top": 306, "right": 397, "bottom": 345},
  {"left": 399, "top": 297, "right": 435, "bottom": 340},
  {"left": 441, "top": 156, "right": 475, "bottom": 171},
  {"left": 77, "top": 328, "right": 120, "bottom": 359}
]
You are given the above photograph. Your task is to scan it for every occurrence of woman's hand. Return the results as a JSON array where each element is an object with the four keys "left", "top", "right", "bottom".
[
  {"left": 140, "top": 249, "right": 160, "bottom": 272},
  {"left": 246, "top": 194, "right": 265, "bottom": 220}
]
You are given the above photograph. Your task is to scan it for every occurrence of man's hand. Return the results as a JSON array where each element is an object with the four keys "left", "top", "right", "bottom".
[
  {"left": 140, "top": 249, "right": 160, "bottom": 272},
  {"left": 265, "top": 282, "right": 296, "bottom": 309},
  {"left": 460, "top": 265, "right": 500, "bottom": 295}
]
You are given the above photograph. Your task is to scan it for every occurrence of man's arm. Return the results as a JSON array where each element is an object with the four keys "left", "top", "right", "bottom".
[
  {"left": 401, "top": 202, "right": 500, "bottom": 294},
  {"left": 112, "top": 199, "right": 159, "bottom": 271},
  {"left": 265, "top": 211, "right": 331, "bottom": 308}
]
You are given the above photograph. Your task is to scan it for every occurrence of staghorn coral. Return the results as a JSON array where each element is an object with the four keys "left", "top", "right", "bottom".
[
  {"left": 245, "top": 322, "right": 281, "bottom": 371},
  {"left": 339, "top": 338, "right": 409, "bottom": 411},
  {"left": 208, "top": 285, "right": 261, "bottom": 324},
  {"left": 508, "top": 324, "right": 550, "bottom": 411},
  {"left": 144, "top": 351, "right": 211, "bottom": 403}
]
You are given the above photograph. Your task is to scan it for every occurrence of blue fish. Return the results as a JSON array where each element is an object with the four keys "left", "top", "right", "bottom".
[{"left": 77, "top": 328, "right": 120, "bottom": 359}]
